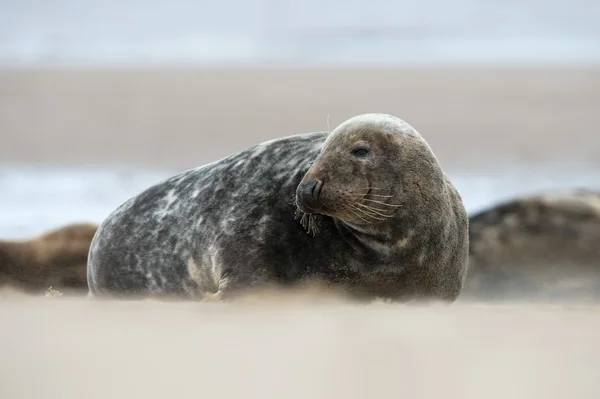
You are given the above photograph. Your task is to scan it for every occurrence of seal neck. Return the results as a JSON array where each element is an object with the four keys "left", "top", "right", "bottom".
[{"left": 333, "top": 219, "right": 395, "bottom": 259}]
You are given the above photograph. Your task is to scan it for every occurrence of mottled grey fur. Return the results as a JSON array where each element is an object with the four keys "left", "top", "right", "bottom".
[
  {"left": 462, "top": 189, "right": 600, "bottom": 302},
  {"left": 87, "top": 113, "right": 469, "bottom": 302}
]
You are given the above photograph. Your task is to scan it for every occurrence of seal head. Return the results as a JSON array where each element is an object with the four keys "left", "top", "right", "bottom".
[
  {"left": 294, "top": 113, "right": 468, "bottom": 300},
  {"left": 297, "top": 114, "right": 432, "bottom": 226}
]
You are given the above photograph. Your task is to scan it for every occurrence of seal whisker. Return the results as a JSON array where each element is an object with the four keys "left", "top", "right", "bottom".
[
  {"left": 350, "top": 204, "right": 386, "bottom": 222},
  {"left": 350, "top": 208, "right": 375, "bottom": 224},
  {"left": 361, "top": 198, "right": 404, "bottom": 208},
  {"left": 342, "top": 205, "right": 372, "bottom": 224},
  {"left": 293, "top": 203, "right": 322, "bottom": 236},
  {"left": 356, "top": 206, "right": 393, "bottom": 220},
  {"left": 297, "top": 211, "right": 321, "bottom": 236},
  {"left": 333, "top": 203, "right": 371, "bottom": 225},
  {"left": 355, "top": 203, "right": 395, "bottom": 218},
  {"left": 354, "top": 202, "right": 392, "bottom": 215},
  {"left": 355, "top": 191, "right": 394, "bottom": 198},
  {"left": 303, "top": 213, "right": 319, "bottom": 236},
  {"left": 351, "top": 192, "right": 402, "bottom": 207}
]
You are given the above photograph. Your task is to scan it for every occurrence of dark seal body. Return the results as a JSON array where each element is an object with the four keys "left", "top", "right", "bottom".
[
  {"left": 0, "top": 222, "right": 98, "bottom": 294},
  {"left": 88, "top": 113, "right": 469, "bottom": 302},
  {"left": 461, "top": 189, "right": 600, "bottom": 302}
]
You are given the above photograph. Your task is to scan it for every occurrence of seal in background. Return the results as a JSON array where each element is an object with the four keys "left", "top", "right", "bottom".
[
  {"left": 0, "top": 222, "right": 98, "bottom": 294},
  {"left": 462, "top": 189, "right": 600, "bottom": 302}
]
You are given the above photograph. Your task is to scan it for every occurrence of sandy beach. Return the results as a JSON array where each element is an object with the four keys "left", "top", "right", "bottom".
[
  {"left": 1, "top": 68, "right": 599, "bottom": 171},
  {"left": 1, "top": 67, "right": 600, "bottom": 398}
]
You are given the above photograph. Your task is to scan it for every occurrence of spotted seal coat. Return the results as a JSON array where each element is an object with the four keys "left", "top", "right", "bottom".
[
  {"left": 87, "top": 113, "right": 469, "bottom": 302},
  {"left": 461, "top": 189, "right": 600, "bottom": 302}
]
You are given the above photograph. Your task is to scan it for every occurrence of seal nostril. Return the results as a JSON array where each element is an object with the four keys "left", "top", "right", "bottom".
[{"left": 311, "top": 179, "right": 323, "bottom": 200}]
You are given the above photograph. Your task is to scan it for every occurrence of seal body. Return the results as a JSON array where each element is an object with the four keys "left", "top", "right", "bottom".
[
  {"left": 462, "top": 189, "right": 600, "bottom": 302},
  {"left": 0, "top": 222, "right": 98, "bottom": 294},
  {"left": 88, "top": 113, "right": 469, "bottom": 302}
]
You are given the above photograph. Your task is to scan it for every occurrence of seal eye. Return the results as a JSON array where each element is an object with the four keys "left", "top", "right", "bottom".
[{"left": 352, "top": 147, "right": 370, "bottom": 158}]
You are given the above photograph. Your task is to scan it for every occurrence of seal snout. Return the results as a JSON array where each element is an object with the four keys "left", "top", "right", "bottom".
[{"left": 296, "top": 178, "right": 323, "bottom": 212}]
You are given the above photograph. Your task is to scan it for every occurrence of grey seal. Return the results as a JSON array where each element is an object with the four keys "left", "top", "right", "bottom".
[
  {"left": 461, "top": 189, "right": 600, "bottom": 302},
  {"left": 87, "top": 113, "right": 469, "bottom": 302},
  {"left": 0, "top": 222, "right": 98, "bottom": 294}
]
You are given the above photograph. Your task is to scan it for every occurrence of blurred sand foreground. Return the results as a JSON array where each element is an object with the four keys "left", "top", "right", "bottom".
[{"left": 0, "top": 288, "right": 599, "bottom": 399}]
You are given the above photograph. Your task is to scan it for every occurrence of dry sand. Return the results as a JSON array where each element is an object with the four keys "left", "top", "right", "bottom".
[
  {"left": 1, "top": 67, "right": 600, "bottom": 398},
  {"left": 1, "top": 67, "right": 599, "bottom": 170}
]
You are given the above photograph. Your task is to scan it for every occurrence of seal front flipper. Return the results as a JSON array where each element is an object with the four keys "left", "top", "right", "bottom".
[{"left": 206, "top": 268, "right": 277, "bottom": 302}]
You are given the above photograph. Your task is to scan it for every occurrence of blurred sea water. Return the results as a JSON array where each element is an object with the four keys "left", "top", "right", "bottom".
[
  {"left": 2, "top": 162, "right": 600, "bottom": 239},
  {"left": 1, "top": 0, "right": 599, "bottom": 66}
]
